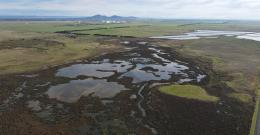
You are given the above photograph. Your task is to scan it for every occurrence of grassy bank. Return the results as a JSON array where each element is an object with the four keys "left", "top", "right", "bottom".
[
  {"left": 159, "top": 85, "right": 219, "bottom": 102},
  {"left": 249, "top": 73, "right": 260, "bottom": 135},
  {"left": 250, "top": 99, "right": 259, "bottom": 135}
]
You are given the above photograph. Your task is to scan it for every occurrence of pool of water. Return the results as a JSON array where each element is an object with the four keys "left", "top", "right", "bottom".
[
  {"left": 47, "top": 79, "right": 128, "bottom": 103},
  {"left": 151, "top": 30, "right": 260, "bottom": 41}
]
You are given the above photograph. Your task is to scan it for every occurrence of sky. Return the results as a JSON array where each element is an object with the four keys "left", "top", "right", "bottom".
[{"left": 0, "top": 0, "right": 260, "bottom": 20}]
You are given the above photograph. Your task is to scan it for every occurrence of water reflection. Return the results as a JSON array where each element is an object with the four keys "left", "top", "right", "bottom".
[
  {"left": 47, "top": 78, "right": 128, "bottom": 103},
  {"left": 121, "top": 63, "right": 189, "bottom": 83},
  {"left": 151, "top": 30, "right": 260, "bottom": 42},
  {"left": 56, "top": 61, "right": 133, "bottom": 78},
  {"left": 237, "top": 33, "right": 260, "bottom": 41}
]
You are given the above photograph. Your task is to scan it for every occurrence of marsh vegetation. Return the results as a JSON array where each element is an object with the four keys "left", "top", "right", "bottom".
[{"left": 0, "top": 21, "right": 259, "bottom": 135}]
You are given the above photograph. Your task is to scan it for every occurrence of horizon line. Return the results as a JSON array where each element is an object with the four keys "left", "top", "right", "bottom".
[{"left": 0, "top": 15, "right": 260, "bottom": 21}]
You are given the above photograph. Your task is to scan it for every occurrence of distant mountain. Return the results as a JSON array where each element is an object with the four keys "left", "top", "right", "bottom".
[
  {"left": 83, "top": 15, "right": 137, "bottom": 21},
  {"left": 0, "top": 15, "right": 138, "bottom": 21}
]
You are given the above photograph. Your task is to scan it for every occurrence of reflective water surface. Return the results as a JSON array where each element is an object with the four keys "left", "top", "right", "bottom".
[
  {"left": 152, "top": 30, "right": 260, "bottom": 41},
  {"left": 47, "top": 79, "right": 128, "bottom": 103}
]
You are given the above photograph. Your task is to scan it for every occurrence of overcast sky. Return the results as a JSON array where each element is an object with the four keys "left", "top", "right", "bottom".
[{"left": 0, "top": 0, "right": 260, "bottom": 20}]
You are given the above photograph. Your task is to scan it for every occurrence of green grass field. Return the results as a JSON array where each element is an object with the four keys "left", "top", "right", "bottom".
[
  {"left": 2, "top": 21, "right": 260, "bottom": 37},
  {"left": 250, "top": 72, "right": 260, "bottom": 135},
  {"left": 62, "top": 22, "right": 260, "bottom": 37},
  {"left": 250, "top": 96, "right": 259, "bottom": 135},
  {"left": 159, "top": 85, "right": 219, "bottom": 102},
  {"left": 0, "top": 30, "right": 121, "bottom": 75},
  {"left": 0, "top": 22, "right": 146, "bottom": 33}
]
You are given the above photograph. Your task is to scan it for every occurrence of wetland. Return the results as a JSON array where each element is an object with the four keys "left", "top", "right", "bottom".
[
  {"left": 0, "top": 39, "right": 253, "bottom": 135},
  {"left": 0, "top": 21, "right": 259, "bottom": 135}
]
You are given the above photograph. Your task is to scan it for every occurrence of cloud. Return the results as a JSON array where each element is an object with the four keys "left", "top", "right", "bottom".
[{"left": 0, "top": 0, "right": 260, "bottom": 20}]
